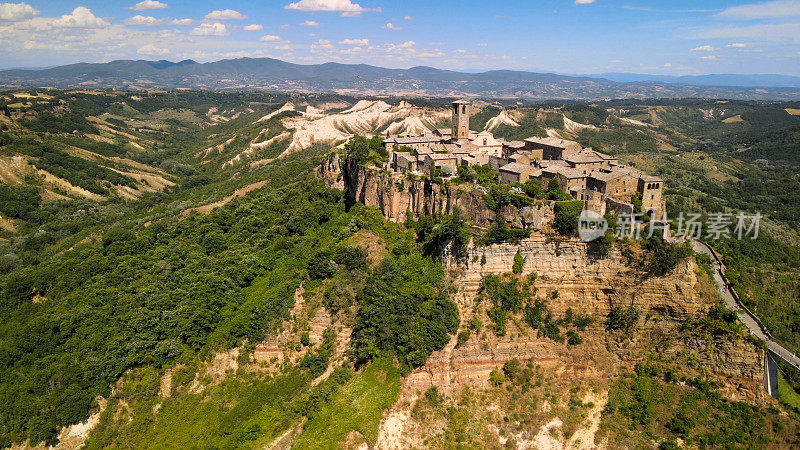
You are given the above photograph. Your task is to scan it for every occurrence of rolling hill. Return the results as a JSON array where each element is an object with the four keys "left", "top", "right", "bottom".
[{"left": 2, "top": 57, "right": 800, "bottom": 100}]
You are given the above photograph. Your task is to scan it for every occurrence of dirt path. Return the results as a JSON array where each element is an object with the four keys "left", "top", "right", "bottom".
[{"left": 182, "top": 180, "right": 269, "bottom": 215}]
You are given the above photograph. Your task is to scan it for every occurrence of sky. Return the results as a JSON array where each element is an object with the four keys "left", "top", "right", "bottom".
[{"left": 0, "top": 0, "right": 798, "bottom": 75}]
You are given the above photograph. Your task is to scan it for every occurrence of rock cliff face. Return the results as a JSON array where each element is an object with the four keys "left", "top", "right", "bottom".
[
  {"left": 318, "top": 153, "right": 552, "bottom": 228},
  {"left": 316, "top": 154, "right": 767, "bottom": 403},
  {"left": 408, "top": 236, "right": 766, "bottom": 403}
]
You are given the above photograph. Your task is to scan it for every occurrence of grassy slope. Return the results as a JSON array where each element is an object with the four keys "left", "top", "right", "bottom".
[{"left": 293, "top": 359, "right": 401, "bottom": 448}]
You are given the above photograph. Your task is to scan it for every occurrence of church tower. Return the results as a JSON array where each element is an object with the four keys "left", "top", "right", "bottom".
[{"left": 451, "top": 99, "right": 471, "bottom": 141}]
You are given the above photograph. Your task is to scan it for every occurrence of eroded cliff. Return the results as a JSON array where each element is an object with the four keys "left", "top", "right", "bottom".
[{"left": 318, "top": 154, "right": 552, "bottom": 228}]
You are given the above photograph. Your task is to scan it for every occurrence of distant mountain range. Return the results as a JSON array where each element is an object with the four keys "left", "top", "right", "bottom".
[
  {"left": 2, "top": 57, "right": 799, "bottom": 101},
  {"left": 590, "top": 73, "right": 800, "bottom": 88}
]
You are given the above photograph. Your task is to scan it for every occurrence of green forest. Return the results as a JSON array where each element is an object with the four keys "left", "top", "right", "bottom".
[{"left": 1, "top": 90, "right": 799, "bottom": 447}]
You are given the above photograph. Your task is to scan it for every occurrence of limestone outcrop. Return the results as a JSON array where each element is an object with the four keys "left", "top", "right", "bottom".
[
  {"left": 407, "top": 236, "right": 766, "bottom": 403},
  {"left": 316, "top": 154, "right": 767, "bottom": 404},
  {"left": 318, "top": 153, "right": 553, "bottom": 228}
]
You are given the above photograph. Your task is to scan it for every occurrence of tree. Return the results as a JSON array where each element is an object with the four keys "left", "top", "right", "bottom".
[
  {"left": 412, "top": 210, "right": 470, "bottom": 260},
  {"left": 349, "top": 254, "right": 459, "bottom": 369},
  {"left": 554, "top": 200, "right": 584, "bottom": 236},
  {"left": 512, "top": 250, "right": 526, "bottom": 274},
  {"left": 606, "top": 305, "right": 640, "bottom": 333},
  {"left": 642, "top": 235, "right": 692, "bottom": 276}
]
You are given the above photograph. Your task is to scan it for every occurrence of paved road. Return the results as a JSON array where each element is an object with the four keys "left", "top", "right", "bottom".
[{"left": 691, "top": 239, "right": 800, "bottom": 372}]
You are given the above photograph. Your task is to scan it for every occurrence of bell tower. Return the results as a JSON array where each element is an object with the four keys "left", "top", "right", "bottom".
[{"left": 451, "top": 99, "right": 471, "bottom": 141}]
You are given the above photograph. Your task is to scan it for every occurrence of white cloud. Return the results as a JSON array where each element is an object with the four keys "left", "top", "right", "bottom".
[
  {"left": 171, "top": 18, "right": 193, "bottom": 25},
  {"left": 340, "top": 38, "right": 368, "bottom": 45},
  {"left": 574, "top": 0, "right": 596, "bottom": 4},
  {"left": 284, "top": 0, "right": 380, "bottom": 17},
  {"left": 124, "top": 15, "right": 165, "bottom": 26},
  {"left": 690, "top": 45, "right": 717, "bottom": 51},
  {"left": 700, "top": 55, "right": 718, "bottom": 60},
  {"left": 299, "top": 20, "right": 319, "bottom": 27},
  {"left": 260, "top": 34, "right": 281, "bottom": 41},
  {"left": 190, "top": 22, "right": 229, "bottom": 36},
  {"left": 477, "top": 43, "right": 487, "bottom": 47},
  {"left": 0, "top": 2, "right": 39, "bottom": 21},
  {"left": 404, "top": 15, "right": 412, "bottom": 20},
  {"left": 138, "top": 44, "right": 169, "bottom": 55},
  {"left": 129, "top": 0, "right": 168, "bottom": 11},
  {"left": 243, "top": 24, "right": 263, "bottom": 31},
  {"left": 384, "top": 22, "right": 402, "bottom": 30},
  {"left": 311, "top": 39, "right": 334, "bottom": 52},
  {"left": 727, "top": 43, "right": 748, "bottom": 48},
  {"left": 205, "top": 9, "right": 247, "bottom": 21},
  {"left": 716, "top": 0, "right": 800, "bottom": 19},
  {"left": 694, "top": 22, "right": 800, "bottom": 42},
  {"left": 53, "top": 7, "right": 109, "bottom": 28},
  {"left": 664, "top": 63, "right": 672, "bottom": 67}
]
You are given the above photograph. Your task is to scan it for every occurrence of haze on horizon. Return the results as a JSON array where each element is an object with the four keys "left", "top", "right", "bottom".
[{"left": 0, "top": 0, "right": 799, "bottom": 76}]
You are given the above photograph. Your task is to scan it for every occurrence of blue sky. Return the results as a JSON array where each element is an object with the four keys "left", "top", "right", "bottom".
[{"left": 0, "top": 0, "right": 798, "bottom": 74}]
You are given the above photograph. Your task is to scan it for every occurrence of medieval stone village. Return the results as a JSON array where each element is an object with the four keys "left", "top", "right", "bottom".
[{"left": 382, "top": 100, "right": 664, "bottom": 220}]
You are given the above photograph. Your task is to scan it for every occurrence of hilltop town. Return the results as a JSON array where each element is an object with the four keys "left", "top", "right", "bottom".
[{"left": 383, "top": 100, "right": 664, "bottom": 220}]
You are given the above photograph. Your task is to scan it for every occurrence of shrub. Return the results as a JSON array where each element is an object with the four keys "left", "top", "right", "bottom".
[
  {"left": 456, "top": 329, "right": 470, "bottom": 348},
  {"left": 469, "top": 317, "right": 483, "bottom": 333},
  {"left": 523, "top": 299, "right": 547, "bottom": 329},
  {"left": 553, "top": 200, "right": 584, "bottom": 236},
  {"left": 411, "top": 209, "right": 470, "bottom": 260},
  {"left": 665, "top": 412, "right": 695, "bottom": 438},
  {"left": 425, "top": 386, "right": 442, "bottom": 406},
  {"left": 538, "top": 312, "right": 563, "bottom": 343},
  {"left": 0, "top": 185, "right": 40, "bottom": 221},
  {"left": 489, "top": 368, "right": 506, "bottom": 386},
  {"left": 480, "top": 214, "right": 530, "bottom": 246},
  {"left": 606, "top": 305, "right": 640, "bottom": 333},
  {"left": 487, "top": 306, "right": 507, "bottom": 336},
  {"left": 567, "top": 330, "right": 582, "bottom": 346},
  {"left": 503, "top": 359, "right": 520, "bottom": 380},
  {"left": 480, "top": 274, "right": 527, "bottom": 312},
  {"left": 512, "top": 250, "right": 526, "bottom": 274},
  {"left": 642, "top": 236, "right": 693, "bottom": 276}
]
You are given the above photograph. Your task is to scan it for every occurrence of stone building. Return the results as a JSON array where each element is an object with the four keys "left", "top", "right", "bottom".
[
  {"left": 379, "top": 99, "right": 665, "bottom": 218},
  {"left": 499, "top": 162, "right": 539, "bottom": 184},
  {"left": 452, "top": 99, "right": 472, "bottom": 141},
  {"left": 524, "top": 136, "right": 581, "bottom": 160}
]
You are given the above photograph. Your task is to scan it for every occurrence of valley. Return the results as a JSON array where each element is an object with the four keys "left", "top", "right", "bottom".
[{"left": 1, "top": 89, "right": 799, "bottom": 448}]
